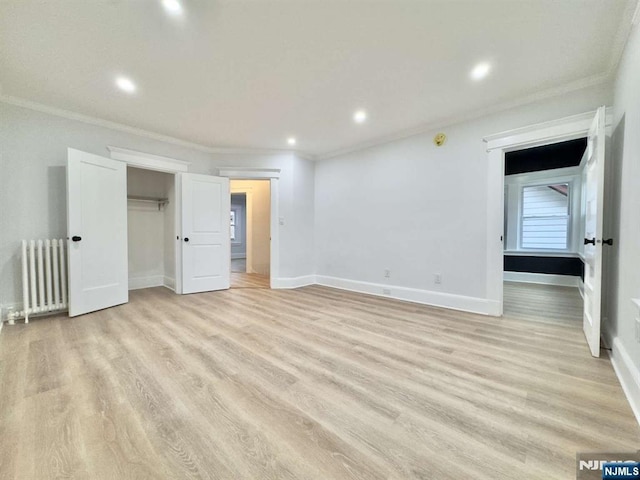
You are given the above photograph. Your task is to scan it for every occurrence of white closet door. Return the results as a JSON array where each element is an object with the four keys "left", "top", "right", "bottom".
[
  {"left": 180, "top": 173, "right": 230, "bottom": 294},
  {"left": 67, "top": 148, "right": 128, "bottom": 316}
]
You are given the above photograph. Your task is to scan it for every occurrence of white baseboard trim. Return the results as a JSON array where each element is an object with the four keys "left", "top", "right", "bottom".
[
  {"left": 129, "top": 275, "right": 165, "bottom": 291},
  {"left": 504, "top": 271, "right": 580, "bottom": 287},
  {"left": 485, "top": 300, "right": 502, "bottom": 317},
  {"left": 163, "top": 276, "right": 176, "bottom": 292},
  {"left": 271, "top": 275, "right": 317, "bottom": 289},
  {"left": 607, "top": 336, "right": 640, "bottom": 426},
  {"left": 315, "top": 275, "right": 493, "bottom": 315}
]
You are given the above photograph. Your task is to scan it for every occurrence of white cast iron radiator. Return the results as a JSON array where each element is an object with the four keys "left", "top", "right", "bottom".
[{"left": 7, "top": 239, "right": 68, "bottom": 324}]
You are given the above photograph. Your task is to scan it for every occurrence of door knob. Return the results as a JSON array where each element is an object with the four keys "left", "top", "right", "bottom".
[
  {"left": 603, "top": 238, "right": 613, "bottom": 246},
  {"left": 72, "top": 236, "right": 82, "bottom": 242},
  {"left": 584, "top": 237, "right": 596, "bottom": 245},
  {"left": 184, "top": 237, "right": 189, "bottom": 242}
]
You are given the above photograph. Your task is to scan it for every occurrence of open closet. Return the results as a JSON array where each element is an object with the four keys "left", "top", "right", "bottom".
[
  {"left": 126, "top": 166, "right": 176, "bottom": 291},
  {"left": 66, "top": 148, "right": 278, "bottom": 317}
]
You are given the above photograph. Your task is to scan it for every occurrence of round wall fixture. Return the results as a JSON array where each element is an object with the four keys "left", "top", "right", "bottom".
[{"left": 434, "top": 133, "right": 447, "bottom": 147}]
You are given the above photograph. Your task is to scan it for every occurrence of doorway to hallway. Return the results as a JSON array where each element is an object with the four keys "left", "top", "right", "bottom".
[{"left": 229, "top": 180, "right": 271, "bottom": 289}]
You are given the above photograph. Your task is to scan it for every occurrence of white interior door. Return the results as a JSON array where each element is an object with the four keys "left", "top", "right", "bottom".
[
  {"left": 180, "top": 173, "right": 230, "bottom": 294},
  {"left": 582, "top": 106, "right": 606, "bottom": 357},
  {"left": 67, "top": 148, "right": 128, "bottom": 317}
]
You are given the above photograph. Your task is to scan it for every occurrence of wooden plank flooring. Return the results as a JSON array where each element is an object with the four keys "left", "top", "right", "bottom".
[
  {"left": 231, "top": 272, "right": 270, "bottom": 289},
  {"left": 1, "top": 284, "right": 638, "bottom": 479},
  {"left": 504, "top": 282, "right": 584, "bottom": 327}
]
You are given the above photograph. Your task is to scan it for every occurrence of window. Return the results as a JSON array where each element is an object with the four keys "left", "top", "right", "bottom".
[{"left": 520, "top": 183, "right": 570, "bottom": 250}]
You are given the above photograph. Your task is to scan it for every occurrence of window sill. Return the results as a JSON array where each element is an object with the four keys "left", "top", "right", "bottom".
[{"left": 503, "top": 250, "right": 580, "bottom": 258}]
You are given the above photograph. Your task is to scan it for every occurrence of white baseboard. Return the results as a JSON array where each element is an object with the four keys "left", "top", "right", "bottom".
[
  {"left": 271, "top": 275, "right": 317, "bottom": 289},
  {"left": 504, "top": 271, "right": 580, "bottom": 287},
  {"left": 163, "top": 276, "right": 176, "bottom": 291},
  {"left": 607, "top": 336, "right": 640, "bottom": 426},
  {"left": 315, "top": 275, "right": 493, "bottom": 316},
  {"left": 129, "top": 275, "right": 165, "bottom": 291}
]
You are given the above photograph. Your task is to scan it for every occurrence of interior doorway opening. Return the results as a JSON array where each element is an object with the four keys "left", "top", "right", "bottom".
[
  {"left": 502, "top": 138, "right": 587, "bottom": 324},
  {"left": 229, "top": 179, "right": 271, "bottom": 289},
  {"left": 486, "top": 107, "right": 608, "bottom": 357}
]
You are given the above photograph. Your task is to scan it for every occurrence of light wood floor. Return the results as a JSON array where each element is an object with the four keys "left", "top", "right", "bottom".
[
  {"left": 1, "top": 284, "right": 638, "bottom": 479},
  {"left": 504, "top": 281, "right": 584, "bottom": 326},
  {"left": 231, "top": 272, "right": 270, "bottom": 289}
]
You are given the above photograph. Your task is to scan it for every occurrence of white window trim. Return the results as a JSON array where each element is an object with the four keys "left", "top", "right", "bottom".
[
  {"left": 518, "top": 180, "right": 572, "bottom": 252},
  {"left": 504, "top": 167, "right": 582, "bottom": 255}
]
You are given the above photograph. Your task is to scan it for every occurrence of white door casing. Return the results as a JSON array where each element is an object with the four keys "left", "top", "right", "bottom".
[
  {"left": 180, "top": 173, "right": 231, "bottom": 294},
  {"left": 582, "top": 106, "right": 606, "bottom": 358},
  {"left": 484, "top": 109, "right": 609, "bottom": 319},
  {"left": 67, "top": 148, "right": 128, "bottom": 316}
]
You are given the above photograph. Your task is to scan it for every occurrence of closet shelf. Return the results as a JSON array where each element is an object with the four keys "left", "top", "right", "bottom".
[{"left": 127, "top": 195, "right": 169, "bottom": 210}]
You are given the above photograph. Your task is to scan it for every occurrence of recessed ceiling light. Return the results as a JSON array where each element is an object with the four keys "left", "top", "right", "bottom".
[
  {"left": 115, "top": 76, "right": 136, "bottom": 94},
  {"left": 287, "top": 137, "right": 297, "bottom": 146},
  {"left": 162, "top": 0, "right": 183, "bottom": 15},
  {"left": 353, "top": 110, "right": 367, "bottom": 124},
  {"left": 471, "top": 62, "right": 491, "bottom": 81}
]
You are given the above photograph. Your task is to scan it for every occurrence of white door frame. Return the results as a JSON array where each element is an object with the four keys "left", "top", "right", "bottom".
[
  {"left": 108, "top": 146, "right": 188, "bottom": 293},
  {"left": 483, "top": 110, "right": 605, "bottom": 316},
  {"left": 218, "top": 168, "right": 281, "bottom": 288},
  {"left": 106, "top": 150, "right": 282, "bottom": 292}
]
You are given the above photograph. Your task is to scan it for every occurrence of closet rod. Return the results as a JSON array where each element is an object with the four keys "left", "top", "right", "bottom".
[{"left": 127, "top": 195, "right": 169, "bottom": 210}]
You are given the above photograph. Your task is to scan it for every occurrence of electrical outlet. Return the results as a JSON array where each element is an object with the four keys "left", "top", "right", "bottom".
[
  {"left": 383, "top": 288, "right": 391, "bottom": 295},
  {"left": 384, "top": 269, "right": 391, "bottom": 278},
  {"left": 434, "top": 273, "right": 442, "bottom": 284}
]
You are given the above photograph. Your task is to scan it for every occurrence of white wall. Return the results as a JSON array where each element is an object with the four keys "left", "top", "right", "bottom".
[
  {"left": 230, "top": 180, "right": 271, "bottom": 275},
  {"left": 314, "top": 83, "right": 611, "bottom": 313},
  {"left": 0, "top": 102, "right": 316, "bottom": 310},
  {"left": 605, "top": 20, "right": 640, "bottom": 422}
]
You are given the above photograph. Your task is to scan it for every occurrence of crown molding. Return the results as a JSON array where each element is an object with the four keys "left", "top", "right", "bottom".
[
  {"left": 316, "top": 72, "right": 611, "bottom": 161},
  {"left": 0, "top": 94, "right": 309, "bottom": 158}
]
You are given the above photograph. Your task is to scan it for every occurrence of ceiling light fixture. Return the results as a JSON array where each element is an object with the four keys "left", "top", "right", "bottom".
[
  {"left": 162, "top": 0, "right": 183, "bottom": 15},
  {"left": 115, "top": 76, "right": 136, "bottom": 94},
  {"left": 353, "top": 110, "right": 367, "bottom": 124},
  {"left": 287, "top": 137, "right": 297, "bottom": 146},
  {"left": 470, "top": 62, "right": 491, "bottom": 81}
]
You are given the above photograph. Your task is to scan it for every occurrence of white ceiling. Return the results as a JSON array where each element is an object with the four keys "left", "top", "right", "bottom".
[{"left": 0, "top": 0, "right": 635, "bottom": 158}]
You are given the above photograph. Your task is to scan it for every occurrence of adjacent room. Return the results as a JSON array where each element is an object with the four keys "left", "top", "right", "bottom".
[
  {"left": 1, "top": 1, "right": 639, "bottom": 479},
  {"left": 503, "top": 138, "right": 588, "bottom": 324},
  {"left": 229, "top": 179, "right": 271, "bottom": 289}
]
